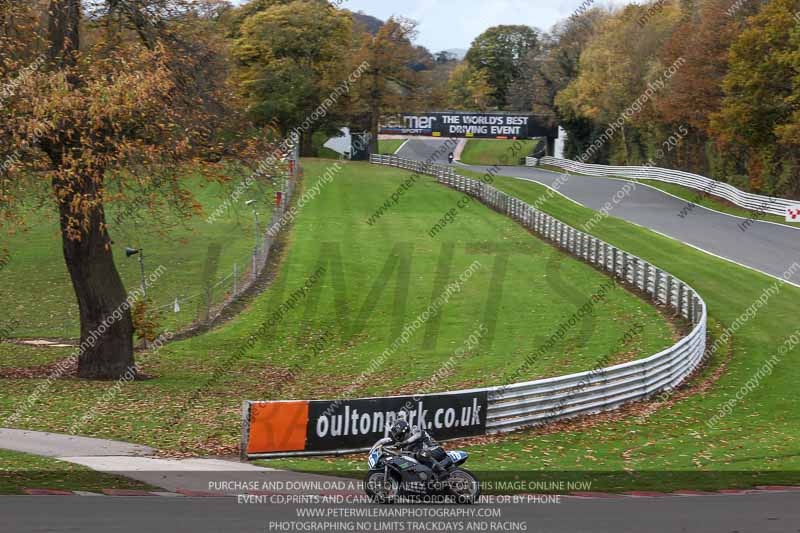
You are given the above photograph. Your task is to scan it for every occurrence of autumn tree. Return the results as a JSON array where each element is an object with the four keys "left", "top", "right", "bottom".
[
  {"left": 513, "top": 9, "right": 606, "bottom": 158},
  {"left": 412, "top": 58, "right": 455, "bottom": 111},
  {"left": 446, "top": 62, "right": 493, "bottom": 111},
  {"left": 465, "top": 25, "right": 540, "bottom": 109},
  {"left": 0, "top": 0, "right": 246, "bottom": 379},
  {"left": 349, "top": 17, "right": 419, "bottom": 155},
  {"left": 231, "top": 0, "right": 352, "bottom": 155},
  {"left": 711, "top": 0, "right": 800, "bottom": 195},
  {"left": 654, "top": 0, "right": 765, "bottom": 171},
  {"left": 403, "top": 44, "right": 451, "bottom": 111},
  {"left": 556, "top": 3, "right": 680, "bottom": 164}
]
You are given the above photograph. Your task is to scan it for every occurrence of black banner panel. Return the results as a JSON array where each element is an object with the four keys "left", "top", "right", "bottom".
[
  {"left": 380, "top": 113, "right": 557, "bottom": 139},
  {"left": 305, "top": 391, "right": 488, "bottom": 452}
]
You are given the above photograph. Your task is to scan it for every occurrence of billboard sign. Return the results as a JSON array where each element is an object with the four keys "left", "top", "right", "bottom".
[
  {"left": 242, "top": 390, "right": 488, "bottom": 458},
  {"left": 380, "top": 112, "right": 557, "bottom": 139}
]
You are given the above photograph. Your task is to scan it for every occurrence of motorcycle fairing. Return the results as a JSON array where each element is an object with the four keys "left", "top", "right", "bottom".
[{"left": 447, "top": 450, "right": 469, "bottom": 465}]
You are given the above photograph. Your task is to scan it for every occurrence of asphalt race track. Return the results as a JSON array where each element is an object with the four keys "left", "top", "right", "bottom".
[
  {"left": 2, "top": 492, "right": 799, "bottom": 533},
  {"left": 397, "top": 138, "right": 800, "bottom": 285}
]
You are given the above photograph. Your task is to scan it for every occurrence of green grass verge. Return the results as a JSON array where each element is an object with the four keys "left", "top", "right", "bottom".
[
  {"left": 0, "top": 343, "right": 73, "bottom": 369},
  {"left": 0, "top": 164, "right": 275, "bottom": 339},
  {"left": 313, "top": 139, "right": 403, "bottom": 158},
  {"left": 257, "top": 165, "right": 800, "bottom": 492},
  {"left": 0, "top": 160, "right": 673, "bottom": 454},
  {"left": 538, "top": 164, "right": 800, "bottom": 229},
  {"left": 317, "top": 146, "right": 343, "bottom": 160},
  {"left": 0, "top": 449, "right": 156, "bottom": 495},
  {"left": 460, "top": 140, "right": 539, "bottom": 166},
  {"left": 378, "top": 140, "right": 406, "bottom": 155}
]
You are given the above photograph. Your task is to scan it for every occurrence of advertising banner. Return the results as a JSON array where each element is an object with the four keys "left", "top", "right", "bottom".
[
  {"left": 379, "top": 112, "right": 557, "bottom": 139},
  {"left": 243, "top": 390, "right": 488, "bottom": 458}
]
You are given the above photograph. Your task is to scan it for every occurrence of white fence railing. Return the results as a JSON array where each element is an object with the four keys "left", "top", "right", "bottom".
[
  {"left": 537, "top": 156, "right": 797, "bottom": 217},
  {"left": 371, "top": 154, "right": 707, "bottom": 434}
]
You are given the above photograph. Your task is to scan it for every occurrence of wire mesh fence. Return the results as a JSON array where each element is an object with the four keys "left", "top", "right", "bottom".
[{"left": 147, "top": 148, "right": 300, "bottom": 333}]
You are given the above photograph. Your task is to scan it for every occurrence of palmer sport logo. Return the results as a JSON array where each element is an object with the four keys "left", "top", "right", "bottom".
[{"left": 787, "top": 207, "right": 800, "bottom": 222}]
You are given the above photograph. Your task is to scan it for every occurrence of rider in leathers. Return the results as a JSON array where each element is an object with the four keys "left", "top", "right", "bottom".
[{"left": 389, "top": 419, "right": 449, "bottom": 480}]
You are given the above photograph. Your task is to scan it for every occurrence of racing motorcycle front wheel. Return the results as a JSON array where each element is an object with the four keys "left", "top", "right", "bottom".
[
  {"left": 447, "top": 468, "right": 481, "bottom": 504},
  {"left": 364, "top": 470, "right": 400, "bottom": 504}
]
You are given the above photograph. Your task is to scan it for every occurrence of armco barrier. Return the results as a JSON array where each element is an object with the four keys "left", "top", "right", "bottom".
[
  {"left": 241, "top": 155, "right": 707, "bottom": 458},
  {"left": 538, "top": 156, "right": 796, "bottom": 217},
  {"left": 369, "top": 154, "right": 707, "bottom": 434}
]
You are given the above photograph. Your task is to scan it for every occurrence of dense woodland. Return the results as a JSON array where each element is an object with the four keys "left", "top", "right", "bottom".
[
  {"left": 7, "top": 0, "right": 797, "bottom": 195},
  {"left": 554, "top": 0, "right": 800, "bottom": 198},
  {"left": 441, "top": 0, "right": 800, "bottom": 199},
  {"left": 224, "top": 0, "right": 800, "bottom": 197}
]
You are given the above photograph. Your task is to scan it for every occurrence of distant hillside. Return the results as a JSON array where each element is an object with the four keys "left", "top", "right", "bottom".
[
  {"left": 441, "top": 48, "right": 468, "bottom": 61},
  {"left": 351, "top": 11, "right": 383, "bottom": 35}
]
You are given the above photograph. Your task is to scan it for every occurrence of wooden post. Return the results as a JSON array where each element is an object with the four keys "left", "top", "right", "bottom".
[{"left": 233, "top": 262, "right": 238, "bottom": 297}]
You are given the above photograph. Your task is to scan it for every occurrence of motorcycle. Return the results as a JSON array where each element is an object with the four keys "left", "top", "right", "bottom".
[{"left": 364, "top": 437, "right": 481, "bottom": 504}]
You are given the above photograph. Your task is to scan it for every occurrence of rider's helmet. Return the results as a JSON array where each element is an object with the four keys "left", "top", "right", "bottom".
[{"left": 389, "top": 419, "right": 410, "bottom": 443}]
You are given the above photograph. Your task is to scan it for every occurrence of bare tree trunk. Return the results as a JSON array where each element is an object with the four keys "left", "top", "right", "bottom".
[
  {"left": 620, "top": 126, "right": 630, "bottom": 165},
  {"left": 0, "top": 1, "right": 8, "bottom": 40},
  {"left": 46, "top": 0, "right": 136, "bottom": 379},
  {"left": 301, "top": 130, "right": 315, "bottom": 157},
  {"left": 47, "top": 0, "right": 80, "bottom": 69},
  {"left": 54, "top": 173, "right": 136, "bottom": 380},
  {"left": 367, "top": 105, "right": 380, "bottom": 156}
]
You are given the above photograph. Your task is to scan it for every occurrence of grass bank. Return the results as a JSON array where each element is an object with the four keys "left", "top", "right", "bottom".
[
  {"left": 0, "top": 450, "right": 155, "bottom": 495},
  {"left": 460, "top": 140, "right": 539, "bottom": 166},
  {"left": 0, "top": 164, "right": 276, "bottom": 339},
  {"left": 0, "top": 160, "right": 673, "bottom": 457},
  {"left": 379, "top": 140, "right": 406, "bottom": 155},
  {"left": 260, "top": 164, "right": 800, "bottom": 492}
]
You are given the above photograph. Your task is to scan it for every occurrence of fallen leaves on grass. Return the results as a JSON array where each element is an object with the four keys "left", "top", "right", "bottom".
[
  {"left": 0, "top": 357, "right": 76, "bottom": 379},
  {"left": 447, "top": 329, "right": 730, "bottom": 457}
]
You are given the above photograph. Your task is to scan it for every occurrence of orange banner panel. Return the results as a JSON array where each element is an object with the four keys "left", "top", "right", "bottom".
[{"left": 247, "top": 401, "right": 309, "bottom": 454}]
